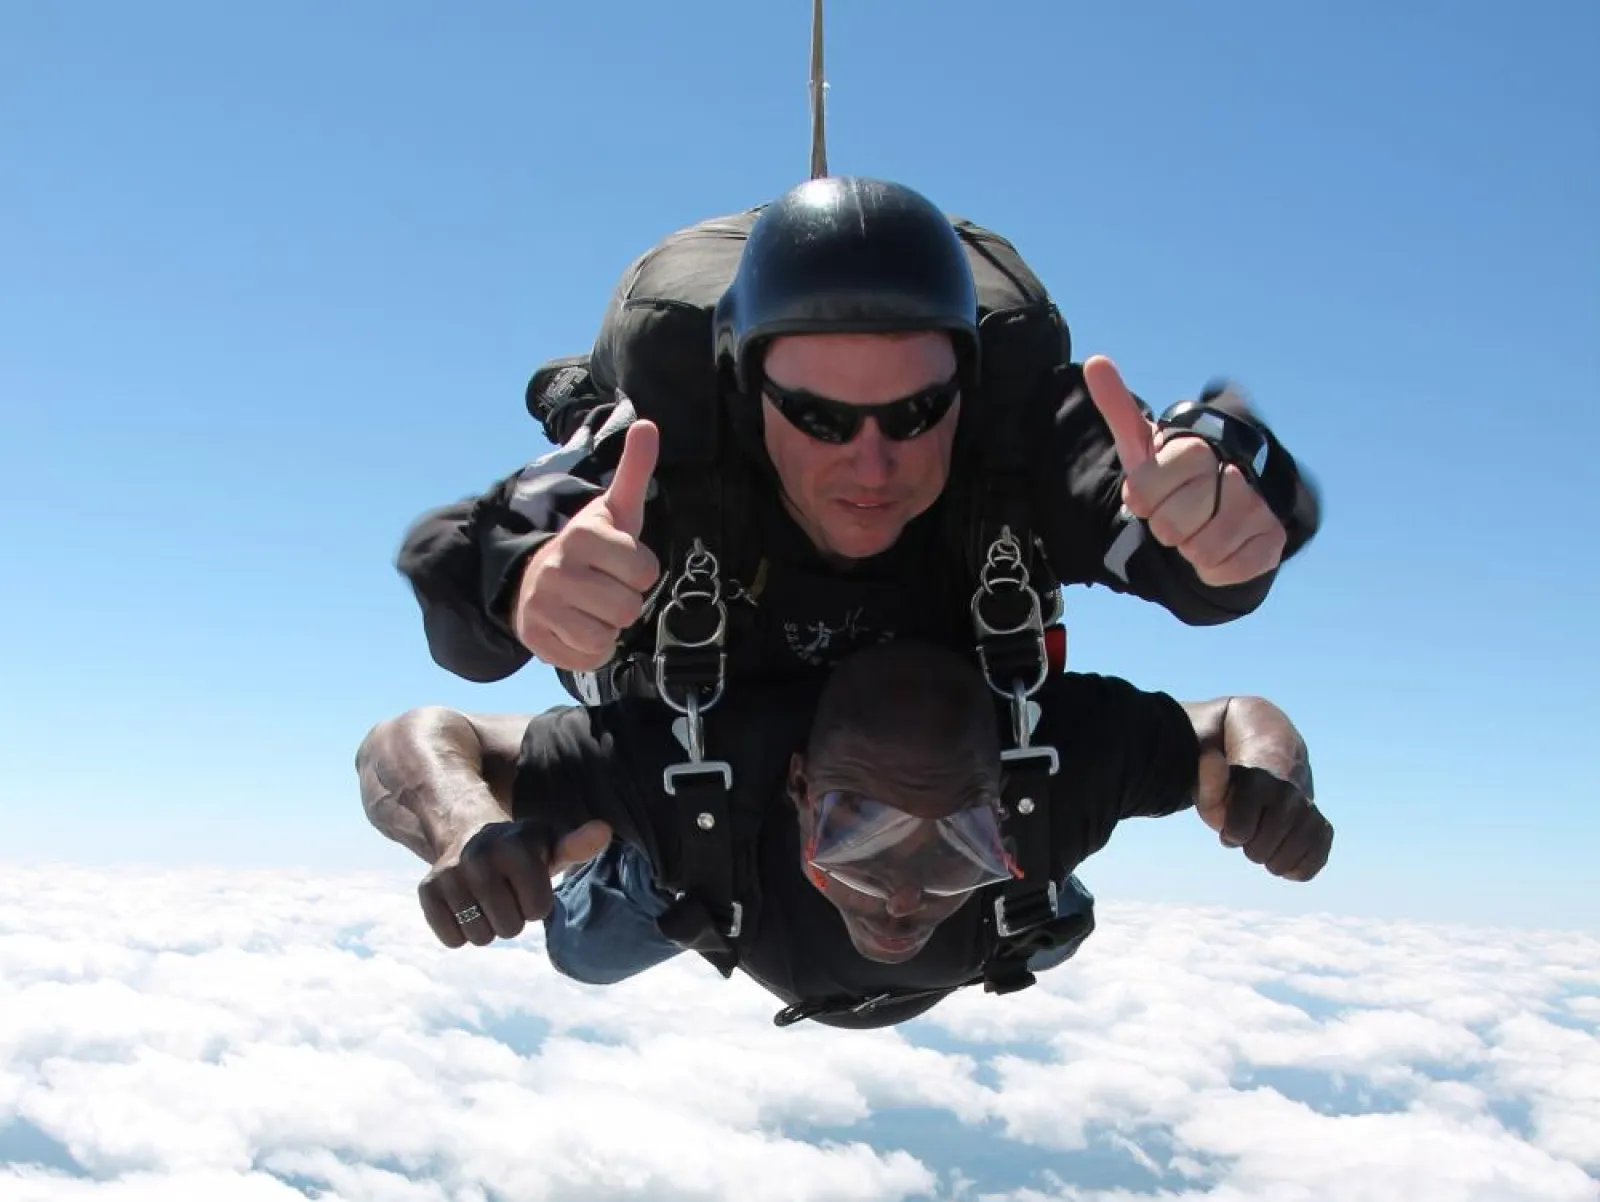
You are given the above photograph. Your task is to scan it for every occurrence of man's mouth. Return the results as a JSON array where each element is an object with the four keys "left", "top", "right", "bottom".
[{"left": 856, "top": 919, "right": 928, "bottom": 954}]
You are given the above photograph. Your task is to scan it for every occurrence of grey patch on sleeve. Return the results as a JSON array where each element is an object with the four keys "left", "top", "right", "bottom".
[{"left": 1103, "top": 508, "right": 1147, "bottom": 583}]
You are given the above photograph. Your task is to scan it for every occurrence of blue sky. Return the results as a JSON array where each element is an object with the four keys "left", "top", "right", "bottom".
[{"left": 3, "top": 1, "right": 1596, "bottom": 931}]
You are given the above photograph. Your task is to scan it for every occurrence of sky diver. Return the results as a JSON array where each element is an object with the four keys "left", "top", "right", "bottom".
[
  {"left": 359, "top": 639, "right": 1332, "bottom": 1029},
  {"left": 372, "top": 5, "right": 1327, "bottom": 1026}
]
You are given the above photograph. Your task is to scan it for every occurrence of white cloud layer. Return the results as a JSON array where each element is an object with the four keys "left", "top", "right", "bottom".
[{"left": 0, "top": 865, "right": 1595, "bottom": 1202}]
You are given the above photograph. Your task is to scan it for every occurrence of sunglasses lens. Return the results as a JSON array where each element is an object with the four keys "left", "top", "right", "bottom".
[
  {"left": 878, "top": 388, "right": 955, "bottom": 440},
  {"left": 785, "top": 398, "right": 860, "bottom": 444},
  {"left": 764, "top": 377, "right": 957, "bottom": 445}
]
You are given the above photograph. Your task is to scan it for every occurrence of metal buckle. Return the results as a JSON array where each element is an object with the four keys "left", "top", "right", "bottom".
[
  {"left": 971, "top": 525, "right": 1051, "bottom": 704},
  {"left": 660, "top": 688, "right": 733, "bottom": 791},
  {"left": 974, "top": 605, "right": 1050, "bottom": 706},
  {"left": 653, "top": 537, "right": 731, "bottom": 784},
  {"left": 1001, "top": 744, "right": 1059, "bottom": 775},
  {"left": 994, "top": 881, "right": 1058, "bottom": 938},
  {"left": 662, "top": 761, "right": 733, "bottom": 794},
  {"left": 653, "top": 538, "right": 728, "bottom": 715},
  {"left": 971, "top": 574, "right": 1045, "bottom": 638},
  {"left": 671, "top": 891, "right": 743, "bottom": 940}
]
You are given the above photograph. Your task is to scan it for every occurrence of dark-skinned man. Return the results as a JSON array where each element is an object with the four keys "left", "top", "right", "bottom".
[{"left": 358, "top": 641, "right": 1331, "bottom": 1029}]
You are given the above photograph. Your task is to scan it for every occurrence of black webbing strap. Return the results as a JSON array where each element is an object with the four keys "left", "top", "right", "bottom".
[
  {"left": 968, "top": 498, "right": 1063, "bottom": 997},
  {"left": 983, "top": 741, "right": 1060, "bottom": 994},
  {"left": 654, "top": 757, "right": 741, "bottom": 976},
  {"left": 647, "top": 463, "right": 746, "bottom": 976}
]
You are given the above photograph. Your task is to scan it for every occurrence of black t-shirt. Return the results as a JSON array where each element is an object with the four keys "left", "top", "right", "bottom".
[
  {"left": 515, "top": 670, "right": 1200, "bottom": 1028},
  {"left": 731, "top": 485, "right": 973, "bottom": 686}
]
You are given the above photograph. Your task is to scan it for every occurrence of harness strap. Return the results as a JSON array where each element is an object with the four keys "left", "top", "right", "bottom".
[
  {"left": 967, "top": 504, "right": 1066, "bottom": 999},
  {"left": 984, "top": 740, "right": 1059, "bottom": 993},
  {"left": 655, "top": 750, "right": 742, "bottom": 976},
  {"left": 644, "top": 456, "right": 752, "bottom": 976}
]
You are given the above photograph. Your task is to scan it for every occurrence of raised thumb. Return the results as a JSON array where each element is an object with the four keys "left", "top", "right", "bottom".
[
  {"left": 601, "top": 420, "right": 660, "bottom": 536},
  {"left": 1083, "top": 355, "right": 1155, "bottom": 472},
  {"left": 550, "top": 819, "right": 614, "bottom": 874}
]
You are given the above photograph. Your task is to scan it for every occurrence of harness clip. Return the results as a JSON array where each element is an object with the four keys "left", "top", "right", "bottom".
[
  {"left": 662, "top": 761, "right": 733, "bottom": 794},
  {"left": 653, "top": 538, "right": 732, "bottom": 780},
  {"left": 1001, "top": 744, "right": 1059, "bottom": 776},
  {"left": 994, "top": 881, "right": 1058, "bottom": 938},
  {"left": 971, "top": 526, "right": 1051, "bottom": 704}
]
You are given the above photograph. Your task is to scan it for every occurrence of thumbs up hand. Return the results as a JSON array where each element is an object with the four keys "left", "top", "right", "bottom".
[
  {"left": 511, "top": 419, "right": 664, "bottom": 670},
  {"left": 1084, "top": 356, "right": 1286, "bottom": 587}
]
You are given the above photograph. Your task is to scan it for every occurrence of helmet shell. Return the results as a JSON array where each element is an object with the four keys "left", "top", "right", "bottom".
[{"left": 713, "top": 177, "right": 980, "bottom": 393}]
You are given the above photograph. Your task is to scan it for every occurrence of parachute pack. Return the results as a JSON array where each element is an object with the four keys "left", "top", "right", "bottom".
[{"left": 522, "top": 204, "right": 1090, "bottom": 1024}]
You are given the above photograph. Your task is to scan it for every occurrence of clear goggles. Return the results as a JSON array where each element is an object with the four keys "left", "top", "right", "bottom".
[{"left": 804, "top": 790, "right": 1018, "bottom": 900}]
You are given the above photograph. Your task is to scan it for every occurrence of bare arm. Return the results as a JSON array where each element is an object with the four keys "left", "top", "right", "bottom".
[
  {"left": 355, "top": 707, "right": 536, "bottom": 864},
  {"left": 1180, "top": 697, "right": 1312, "bottom": 794},
  {"left": 1179, "top": 695, "right": 1329, "bottom": 881}
]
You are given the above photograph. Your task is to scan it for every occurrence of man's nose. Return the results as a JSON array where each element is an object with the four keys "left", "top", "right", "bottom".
[
  {"left": 884, "top": 882, "right": 928, "bottom": 918},
  {"left": 847, "top": 419, "right": 894, "bottom": 486}
]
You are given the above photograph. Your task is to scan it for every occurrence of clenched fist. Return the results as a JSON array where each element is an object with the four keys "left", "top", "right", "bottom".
[
  {"left": 513, "top": 420, "right": 663, "bottom": 671},
  {"left": 418, "top": 818, "right": 613, "bottom": 948},
  {"left": 1194, "top": 697, "right": 1333, "bottom": 882}
]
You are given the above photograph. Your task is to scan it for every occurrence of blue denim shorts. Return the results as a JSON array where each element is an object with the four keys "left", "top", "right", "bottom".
[
  {"left": 543, "top": 839, "right": 685, "bottom": 984},
  {"left": 543, "top": 839, "right": 1096, "bottom": 984}
]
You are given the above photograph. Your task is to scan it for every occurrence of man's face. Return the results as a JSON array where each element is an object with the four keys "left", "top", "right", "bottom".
[
  {"left": 759, "top": 331, "right": 961, "bottom": 562},
  {"left": 787, "top": 740, "right": 1006, "bottom": 965}
]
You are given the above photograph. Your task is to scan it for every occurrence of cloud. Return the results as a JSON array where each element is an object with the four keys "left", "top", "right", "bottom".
[{"left": 1, "top": 866, "right": 1596, "bottom": 1201}]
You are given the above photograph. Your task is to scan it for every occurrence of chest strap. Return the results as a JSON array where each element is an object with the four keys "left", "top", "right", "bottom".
[{"left": 969, "top": 523, "right": 1063, "bottom": 992}]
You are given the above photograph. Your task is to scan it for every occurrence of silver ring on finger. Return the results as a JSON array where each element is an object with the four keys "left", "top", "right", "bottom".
[{"left": 454, "top": 904, "right": 484, "bottom": 926}]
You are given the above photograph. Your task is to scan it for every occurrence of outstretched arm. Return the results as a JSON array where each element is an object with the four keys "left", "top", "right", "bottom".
[
  {"left": 356, "top": 707, "right": 534, "bottom": 864},
  {"left": 355, "top": 706, "right": 618, "bottom": 950},
  {"left": 1042, "top": 675, "right": 1331, "bottom": 884},
  {"left": 1179, "top": 696, "right": 1330, "bottom": 881}
]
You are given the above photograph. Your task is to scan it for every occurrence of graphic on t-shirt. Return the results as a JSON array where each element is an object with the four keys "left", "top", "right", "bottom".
[{"left": 782, "top": 606, "right": 893, "bottom": 666}]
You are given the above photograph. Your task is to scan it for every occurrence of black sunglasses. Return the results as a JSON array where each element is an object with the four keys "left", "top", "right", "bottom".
[{"left": 761, "top": 375, "right": 961, "bottom": 445}]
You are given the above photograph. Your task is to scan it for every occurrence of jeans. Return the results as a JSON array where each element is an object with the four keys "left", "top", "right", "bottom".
[
  {"left": 543, "top": 839, "right": 684, "bottom": 985},
  {"left": 543, "top": 839, "right": 1097, "bottom": 984}
]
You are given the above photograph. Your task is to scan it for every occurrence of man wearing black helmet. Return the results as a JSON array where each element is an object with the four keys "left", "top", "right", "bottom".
[{"left": 400, "top": 176, "right": 1319, "bottom": 702}]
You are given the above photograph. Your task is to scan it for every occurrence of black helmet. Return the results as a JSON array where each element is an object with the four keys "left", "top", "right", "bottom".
[{"left": 713, "top": 177, "right": 979, "bottom": 395}]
